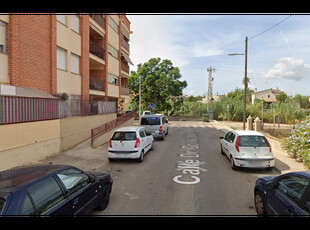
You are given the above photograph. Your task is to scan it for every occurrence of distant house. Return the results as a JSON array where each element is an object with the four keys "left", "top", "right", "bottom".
[
  {"left": 251, "top": 88, "right": 283, "bottom": 104},
  {"left": 201, "top": 93, "right": 224, "bottom": 104}
]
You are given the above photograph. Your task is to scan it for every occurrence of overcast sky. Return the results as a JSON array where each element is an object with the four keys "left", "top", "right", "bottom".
[{"left": 127, "top": 14, "right": 310, "bottom": 97}]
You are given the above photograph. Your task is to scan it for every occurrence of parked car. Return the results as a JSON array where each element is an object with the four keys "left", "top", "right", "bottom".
[
  {"left": 254, "top": 171, "right": 310, "bottom": 215},
  {"left": 0, "top": 164, "right": 112, "bottom": 216},
  {"left": 140, "top": 114, "right": 168, "bottom": 140},
  {"left": 219, "top": 130, "right": 274, "bottom": 170},
  {"left": 142, "top": 110, "right": 152, "bottom": 115},
  {"left": 108, "top": 126, "right": 154, "bottom": 162}
]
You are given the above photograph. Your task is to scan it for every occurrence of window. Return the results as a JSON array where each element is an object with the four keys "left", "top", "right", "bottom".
[
  {"left": 274, "top": 175, "right": 309, "bottom": 206},
  {"left": 22, "top": 193, "right": 35, "bottom": 215},
  {"left": 304, "top": 192, "right": 310, "bottom": 213},
  {"left": 224, "top": 132, "right": 235, "bottom": 143},
  {"left": 108, "top": 44, "right": 118, "bottom": 59},
  {"left": 57, "top": 47, "right": 67, "bottom": 70},
  {"left": 57, "top": 168, "right": 90, "bottom": 196},
  {"left": 139, "top": 129, "right": 146, "bottom": 138},
  {"left": 108, "top": 16, "right": 118, "bottom": 33},
  {"left": 108, "top": 72, "right": 118, "bottom": 85},
  {"left": 71, "top": 14, "right": 80, "bottom": 34},
  {"left": 238, "top": 136, "right": 269, "bottom": 147},
  {"left": 56, "top": 14, "right": 67, "bottom": 25},
  {"left": 112, "top": 132, "right": 137, "bottom": 141},
  {"left": 71, "top": 53, "right": 80, "bottom": 74},
  {"left": 26, "top": 177, "right": 65, "bottom": 215},
  {"left": 0, "top": 198, "right": 4, "bottom": 214},
  {"left": 0, "top": 20, "right": 6, "bottom": 53},
  {"left": 141, "top": 117, "right": 160, "bottom": 126}
]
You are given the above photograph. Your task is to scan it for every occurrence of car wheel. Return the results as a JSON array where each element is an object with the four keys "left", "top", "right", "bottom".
[
  {"left": 150, "top": 141, "right": 154, "bottom": 151},
  {"left": 137, "top": 150, "right": 144, "bottom": 162},
  {"left": 96, "top": 183, "right": 111, "bottom": 211},
  {"left": 161, "top": 134, "right": 165, "bottom": 141},
  {"left": 220, "top": 143, "right": 225, "bottom": 155},
  {"left": 254, "top": 190, "right": 266, "bottom": 216},
  {"left": 230, "top": 155, "right": 237, "bottom": 170}
]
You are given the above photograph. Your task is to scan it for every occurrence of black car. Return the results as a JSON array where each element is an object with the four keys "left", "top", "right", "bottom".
[
  {"left": 254, "top": 171, "right": 310, "bottom": 215},
  {"left": 0, "top": 164, "right": 113, "bottom": 216}
]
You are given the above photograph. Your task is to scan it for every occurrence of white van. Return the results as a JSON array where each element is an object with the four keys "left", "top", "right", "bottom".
[{"left": 140, "top": 114, "right": 168, "bottom": 140}]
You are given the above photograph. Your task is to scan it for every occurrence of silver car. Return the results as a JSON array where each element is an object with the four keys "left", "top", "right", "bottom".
[
  {"left": 140, "top": 114, "right": 168, "bottom": 140},
  {"left": 219, "top": 130, "right": 275, "bottom": 170}
]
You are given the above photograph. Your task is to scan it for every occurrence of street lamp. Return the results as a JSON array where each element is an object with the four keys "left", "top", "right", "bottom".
[{"left": 228, "top": 36, "right": 248, "bottom": 130}]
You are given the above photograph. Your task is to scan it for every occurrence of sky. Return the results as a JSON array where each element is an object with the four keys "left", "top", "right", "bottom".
[{"left": 126, "top": 13, "right": 310, "bottom": 97}]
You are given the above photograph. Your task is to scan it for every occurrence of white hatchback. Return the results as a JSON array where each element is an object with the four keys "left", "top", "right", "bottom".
[
  {"left": 219, "top": 130, "right": 275, "bottom": 170},
  {"left": 108, "top": 126, "right": 154, "bottom": 162}
]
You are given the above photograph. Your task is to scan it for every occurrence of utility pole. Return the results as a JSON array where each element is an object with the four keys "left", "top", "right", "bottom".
[
  {"left": 228, "top": 36, "right": 248, "bottom": 130},
  {"left": 207, "top": 66, "right": 215, "bottom": 120},
  {"left": 207, "top": 66, "right": 215, "bottom": 107},
  {"left": 243, "top": 36, "right": 248, "bottom": 130}
]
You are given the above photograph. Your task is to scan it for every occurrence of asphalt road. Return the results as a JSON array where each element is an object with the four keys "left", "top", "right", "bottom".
[{"left": 91, "top": 121, "right": 279, "bottom": 216}]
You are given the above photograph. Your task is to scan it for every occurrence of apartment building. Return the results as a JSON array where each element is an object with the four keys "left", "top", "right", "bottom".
[
  {"left": 0, "top": 13, "right": 132, "bottom": 114},
  {"left": 0, "top": 13, "right": 133, "bottom": 171}
]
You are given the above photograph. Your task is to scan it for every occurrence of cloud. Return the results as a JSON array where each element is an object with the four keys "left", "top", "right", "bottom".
[{"left": 263, "top": 57, "right": 310, "bottom": 81}]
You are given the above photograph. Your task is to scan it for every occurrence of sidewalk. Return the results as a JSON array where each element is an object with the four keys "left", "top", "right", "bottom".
[
  {"left": 209, "top": 120, "right": 307, "bottom": 174},
  {"left": 39, "top": 139, "right": 111, "bottom": 173}
]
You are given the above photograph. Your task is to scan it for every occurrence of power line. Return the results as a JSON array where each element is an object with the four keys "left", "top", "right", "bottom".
[{"left": 249, "top": 14, "right": 292, "bottom": 40}]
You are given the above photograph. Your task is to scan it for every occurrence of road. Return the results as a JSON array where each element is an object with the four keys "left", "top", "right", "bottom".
[{"left": 91, "top": 121, "right": 279, "bottom": 216}]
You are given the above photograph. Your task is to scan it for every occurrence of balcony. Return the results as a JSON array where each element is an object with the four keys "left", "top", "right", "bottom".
[
  {"left": 121, "top": 86, "right": 129, "bottom": 96},
  {"left": 121, "top": 61, "right": 129, "bottom": 74},
  {"left": 90, "top": 13, "right": 106, "bottom": 30},
  {"left": 89, "top": 76, "right": 105, "bottom": 92},
  {"left": 121, "top": 38, "right": 130, "bottom": 52},
  {"left": 90, "top": 40, "right": 105, "bottom": 61}
]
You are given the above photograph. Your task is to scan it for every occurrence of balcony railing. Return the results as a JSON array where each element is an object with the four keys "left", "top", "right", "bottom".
[
  {"left": 89, "top": 76, "right": 105, "bottom": 92},
  {"left": 121, "top": 38, "right": 130, "bottom": 52},
  {"left": 90, "top": 13, "right": 106, "bottom": 30},
  {"left": 121, "top": 61, "right": 129, "bottom": 73},
  {"left": 90, "top": 40, "right": 105, "bottom": 61},
  {"left": 121, "top": 86, "right": 129, "bottom": 96}
]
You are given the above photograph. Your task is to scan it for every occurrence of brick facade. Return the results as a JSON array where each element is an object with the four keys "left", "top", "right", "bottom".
[{"left": 7, "top": 14, "right": 57, "bottom": 95}]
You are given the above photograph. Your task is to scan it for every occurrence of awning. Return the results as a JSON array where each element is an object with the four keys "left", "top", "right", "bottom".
[
  {"left": 121, "top": 51, "right": 134, "bottom": 66},
  {"left": 0, "top": 84, "right": 58, "bottom": 99}
]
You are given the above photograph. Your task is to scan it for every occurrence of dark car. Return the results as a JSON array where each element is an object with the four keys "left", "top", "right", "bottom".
[
  {"left": 254, "top": 171, "right": 310, "bottom": 215},
  {"left": 0, "top": 164, "right": 113, "bottom": 216}
]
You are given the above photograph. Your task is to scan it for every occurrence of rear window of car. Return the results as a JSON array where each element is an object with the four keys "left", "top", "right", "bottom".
[
  {"left": 141, "top": 117, "right": 160, "bottom": 125},
  {"left": 239, "top": 136, "right": 269, "bottom": 147},
  {"left": 112, "top": 132, "right": 137, "bottom": 141}
]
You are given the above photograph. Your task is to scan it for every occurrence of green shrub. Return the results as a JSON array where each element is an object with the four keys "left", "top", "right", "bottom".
[{"left": 282, "top": 115, "right": 310, "bottom": 168}]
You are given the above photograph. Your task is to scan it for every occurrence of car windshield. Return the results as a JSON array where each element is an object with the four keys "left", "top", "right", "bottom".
[
  {"left": 112, "top": 132, "right": 137, "bottom": 141},
  {"left": 238, "top": 136, "right": 269, "bottom": 147},
  {"left": 141, "top": 117, "right": 160, "bottom": 125}
]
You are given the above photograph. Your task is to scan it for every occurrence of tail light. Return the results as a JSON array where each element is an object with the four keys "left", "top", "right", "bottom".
[
  {"left": 159, "top": 126, "right": 163, "bottom": 132},
  {"left": 109, "top": 138, "right": 112, "bottom": 148},
  {"left": 235, "top": 136, "right": 239, "bottom": 152},
  {"left": 265, "top": 137, "right": 272, "bottom": 152},
  {"left": 135, "top": 138, "right": 141, "bottom": 148}
]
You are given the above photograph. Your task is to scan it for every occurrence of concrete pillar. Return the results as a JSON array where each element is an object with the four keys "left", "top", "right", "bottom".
[
  {"left": 247, "top": 115, "right": 253, "bottom": 130},
  {"left": 254, "top": 117, "right": 261, "bottom": 131}
]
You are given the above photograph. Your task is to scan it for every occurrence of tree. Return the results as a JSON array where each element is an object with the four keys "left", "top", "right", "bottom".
[
  {"left": 276, "top": 91, "right": 289, "bottom": 103},
  {"left": 128, "top": 58, "right": 187, "bottom": 114}
]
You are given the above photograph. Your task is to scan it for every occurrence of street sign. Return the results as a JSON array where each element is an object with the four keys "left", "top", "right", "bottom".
[{"left": 147, "top": 103, "right": 153, "bottom": 110}]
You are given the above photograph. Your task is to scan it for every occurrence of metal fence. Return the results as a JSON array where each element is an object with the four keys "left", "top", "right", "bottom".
[
  {"left": 0, "top": 96, "right": 117, "bottom": 125},
  {"left": 59, "top": 99, "right": 116, "bottom": 118},
  {"left": 0, "top": 95, "right": 59, "bottom": 125}
]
